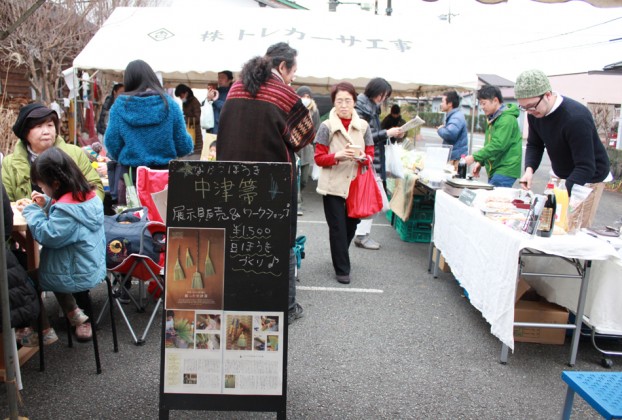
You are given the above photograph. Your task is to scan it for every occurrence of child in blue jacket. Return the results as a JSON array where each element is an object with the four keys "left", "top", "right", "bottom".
[{"left": 21, "top": 148, "right": 106, "bottom": 346}]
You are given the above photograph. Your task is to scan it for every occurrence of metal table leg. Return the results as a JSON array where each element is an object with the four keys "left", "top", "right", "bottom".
[{"left": 568, "top": 260, "right": 591, "bottom": 367}]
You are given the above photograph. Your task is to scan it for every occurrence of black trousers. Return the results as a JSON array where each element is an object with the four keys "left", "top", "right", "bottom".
[{"left": 322, "top": 195, "right": 360, "bottom": 276}]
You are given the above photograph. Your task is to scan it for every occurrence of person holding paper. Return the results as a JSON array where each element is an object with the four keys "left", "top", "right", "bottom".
[
  {"left": 315, "top": 81, "right": 373, "bottom": 284},
  {"left": 465, "top": 85, "right": 522, "bottom": 188},
  {"left": 514, "top": 69, "right": 611, "bottom": 227},
  {"left": 354, "top": 77, "right": 402, "bottom": 250},
  {"left": 436, "top": 90, "right": 468, "bottom": 169},
  {"left": 381, "top": 104, "right": 406, "bottom": 141}
]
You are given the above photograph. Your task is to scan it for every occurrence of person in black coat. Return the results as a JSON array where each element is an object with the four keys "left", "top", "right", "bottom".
[{"left": 1, "top": 182, "right": 40, "bottom": 333}]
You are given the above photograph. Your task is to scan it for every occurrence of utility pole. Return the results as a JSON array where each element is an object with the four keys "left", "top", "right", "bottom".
[
  {"left": 386, "top": 0, "right": 392, "bottom": 16},
  {"left": 328, "top": 0, "right": 338, "bottom": 12}
]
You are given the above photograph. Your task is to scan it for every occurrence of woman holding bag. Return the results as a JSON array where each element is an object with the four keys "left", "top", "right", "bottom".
[{"left": 315, "top": 82, "right": 374, "bottom": 285}]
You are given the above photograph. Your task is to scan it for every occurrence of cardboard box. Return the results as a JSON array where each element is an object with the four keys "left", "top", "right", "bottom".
[
  {"left": 432, "top": 247, "right": 451, "bottom": 273},
  {"left": 514, "top": 277, "right": 532, "bottom": 303},
  {"left": 514, "top": 298, "right": 569, "bottom": 345}
]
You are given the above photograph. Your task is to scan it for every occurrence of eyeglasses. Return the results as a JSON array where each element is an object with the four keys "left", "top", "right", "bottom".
[{"left": 518, "top": 94, "right": 545, "bottom": 112}]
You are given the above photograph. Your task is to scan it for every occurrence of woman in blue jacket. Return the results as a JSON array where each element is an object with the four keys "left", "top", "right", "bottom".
[{"left": 105, "top": 59, "right": 193, "bottom": 204}]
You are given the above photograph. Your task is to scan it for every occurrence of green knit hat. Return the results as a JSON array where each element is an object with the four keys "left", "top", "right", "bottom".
[{"left": 514, "top": 69, "right": 552, "bottom": 99}]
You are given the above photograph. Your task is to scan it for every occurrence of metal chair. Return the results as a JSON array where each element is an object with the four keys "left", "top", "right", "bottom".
[{"left": 36, "top": 282, "right": 117, "bottom": 375}]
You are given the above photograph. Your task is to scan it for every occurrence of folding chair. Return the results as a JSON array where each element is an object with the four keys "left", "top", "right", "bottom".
[
  {"left": 135, "top": 166, "right": 169, "bottom": 224},
  {"left": 99, "top": 220, "right": 166, "bottom": 346},
  {"left": 98, "top": 167, "right": 168, "bottom": 345}
]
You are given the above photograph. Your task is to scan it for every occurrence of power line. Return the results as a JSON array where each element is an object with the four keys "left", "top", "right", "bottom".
[{"left": 505, "top": 16, "right": 622, "bottom": 47}]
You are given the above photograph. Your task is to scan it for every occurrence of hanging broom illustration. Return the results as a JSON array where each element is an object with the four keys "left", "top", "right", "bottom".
[
  {"left": 204, "top": 238, "right": 215, "bottom": 276},
  {"left": 191, "top": 230, "right": 204, "bottom": 289},
  {"left": 173, "top": 243, "right": 185, "bottom": 281},
  {"left": 185, "top": 247, "right": 194, "bottom": 268}
]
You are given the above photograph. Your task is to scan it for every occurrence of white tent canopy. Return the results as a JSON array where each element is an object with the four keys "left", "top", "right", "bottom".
[
  {"left": 73, "top": 7, "right": 479, "bottom": 96},
  {"left": 73, "top": 5, "right": 621, "bottom": 94}
]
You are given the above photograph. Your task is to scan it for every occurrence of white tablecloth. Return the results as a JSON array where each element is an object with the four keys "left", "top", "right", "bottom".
[{"left": 433, "top": 190, "right": 621, "bottom": 350}]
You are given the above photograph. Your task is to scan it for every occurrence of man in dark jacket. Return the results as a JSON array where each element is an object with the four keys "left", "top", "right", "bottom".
[
  {"left": 354, "top": 78, "right": 402, "bottom": 250},
  {"left": 515, "top": 69, "right": 611, "bottom": 227},
  {"left": 206, "top": 70, "right": 234, "bottom": 134},
  {"left": 436, "top": 90, "right": 468, "bottom": 167}
]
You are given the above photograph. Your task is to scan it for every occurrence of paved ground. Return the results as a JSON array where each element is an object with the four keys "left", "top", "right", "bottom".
[{"left": 1, "top": 134, "right": 620, "bottom": 418}]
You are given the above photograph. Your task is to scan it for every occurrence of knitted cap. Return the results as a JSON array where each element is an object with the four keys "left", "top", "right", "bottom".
[
  {"left": 514, "top": 69, "right": 551, "bottom": 99},
  {"left": 12, "top": 103, "right": 58, "bottom": 141},
  {"left": 296, "top": 86, "right": 313, "bottom": 97}
]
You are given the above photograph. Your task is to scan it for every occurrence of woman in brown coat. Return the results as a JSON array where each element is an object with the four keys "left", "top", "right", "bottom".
[{"left": 174, "top": 84, "right": 203, "bottom": 154}]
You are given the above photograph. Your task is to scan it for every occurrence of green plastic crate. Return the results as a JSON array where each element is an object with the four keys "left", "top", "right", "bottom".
[{"left": 394, "top": 216, "right": 432, "bottom": 243}]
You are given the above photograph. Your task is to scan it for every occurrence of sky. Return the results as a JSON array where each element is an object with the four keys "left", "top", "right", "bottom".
[{"left": 160, "top": 0, "right": 622, "bottom": 80}]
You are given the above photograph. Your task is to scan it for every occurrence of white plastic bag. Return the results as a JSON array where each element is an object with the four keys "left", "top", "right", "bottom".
[
  {"left": 311, "top": 162, "right": 321, "bottom": 181},
  {"left": 200, "top": 100, "right": 214, "bottom": 130},
  {"left": 385, "top": 142, "right": 405, "bottom": 179}
]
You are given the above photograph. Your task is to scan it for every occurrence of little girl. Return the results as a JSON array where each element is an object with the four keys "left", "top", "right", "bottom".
[{"left": 21, "top": 147, "right": 107, "bottom": 346}]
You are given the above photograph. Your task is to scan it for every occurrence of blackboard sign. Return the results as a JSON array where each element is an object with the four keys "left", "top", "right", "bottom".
[{"left": 159, "top": 160, "right": 291, "bottom": 420}]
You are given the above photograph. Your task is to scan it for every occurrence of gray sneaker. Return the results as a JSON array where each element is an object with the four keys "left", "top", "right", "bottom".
[
  {"left": 354, "top": 235, "right": 380, "bottom": 250},
  {"left": 287, "top": 303, "right": 304, "bottom": 325}
]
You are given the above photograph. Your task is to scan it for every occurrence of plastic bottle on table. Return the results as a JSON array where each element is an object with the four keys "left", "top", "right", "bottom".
[
  {"left": 457, "top": 155, "right": 467, "bottom": 179},
  {"left": 554, "top": 179, "right": 569, "bottom": 232},
  {"left": 537, "top": 183, "right": 556, "bottom": 237}
]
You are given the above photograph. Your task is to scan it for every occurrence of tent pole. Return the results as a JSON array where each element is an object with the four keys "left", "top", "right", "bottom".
[
  {"left": 468, "top": 88, "right": 477, "bottom": 155},
  {"left": 73, "top": 67, "right": 79, "bottom": 145},
  {"left": 0, "top": 171, "right": 21, "bottom": 420}
]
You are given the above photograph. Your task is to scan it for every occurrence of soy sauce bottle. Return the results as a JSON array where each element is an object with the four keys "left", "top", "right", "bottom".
[
  {"left": 537, "top": 183, "right": 556, "bottom": 237},
  {"left": 457, "top": 155, "right": 467, "bottom": 179}
]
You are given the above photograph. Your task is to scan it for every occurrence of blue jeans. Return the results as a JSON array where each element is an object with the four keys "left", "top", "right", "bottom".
[{"left": 489, "top": 174, "right": 516, "bottom": 188}]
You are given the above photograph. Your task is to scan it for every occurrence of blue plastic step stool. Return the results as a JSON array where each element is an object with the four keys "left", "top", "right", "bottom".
[{"left": 561, "top": 371, "right": 622, "bottom": 419}]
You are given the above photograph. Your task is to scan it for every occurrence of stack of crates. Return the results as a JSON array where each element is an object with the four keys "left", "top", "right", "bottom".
[{"left": 389, "top": 195, "right": 434, "bottom": 243}]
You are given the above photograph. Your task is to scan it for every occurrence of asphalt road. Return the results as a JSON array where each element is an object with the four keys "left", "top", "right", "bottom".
[{"left": 1, "top": 146, "right": 620, "bottom": 419}]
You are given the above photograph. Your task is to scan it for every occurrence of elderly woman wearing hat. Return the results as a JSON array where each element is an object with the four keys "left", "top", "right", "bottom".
[
  {"left": 2, "top": 102, "right": 103, "bottom": 342},
  {"left": 3, "top": 103, "right": 104, "bottom": 202}
]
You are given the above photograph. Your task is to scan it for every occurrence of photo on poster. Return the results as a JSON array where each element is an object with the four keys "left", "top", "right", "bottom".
[
  {"left": 166, "top": 227, "right": 225, "bottom": 310},
  {"left": 253, "top": 336, "right": 266, "bottom": 351},
  {"left": 195, "top": 333, "right": 221, "bottom": 350},
  {"left": 225, "top": 314, "right": 253, "bottom": 351},
  {"left": 165, "top": 309, "right": 196, "bottom": 349},
  {"left": 254, "top": 315, "right": 279, "bottom": 333},
  {"left": 196, "top": 313, "right": 221, "bottom": 331},
  {"left": 267, "top": 335, "right": 279, "bottom": 352}
]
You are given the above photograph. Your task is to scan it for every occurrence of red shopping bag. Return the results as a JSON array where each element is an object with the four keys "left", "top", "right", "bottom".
[{"left": 346, "top": 160, "right": 383, "bottom": 219}]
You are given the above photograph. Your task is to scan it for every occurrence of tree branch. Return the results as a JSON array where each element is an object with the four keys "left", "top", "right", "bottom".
[{"left": 0, "top": 0, "right": 46, "bottom": 41}]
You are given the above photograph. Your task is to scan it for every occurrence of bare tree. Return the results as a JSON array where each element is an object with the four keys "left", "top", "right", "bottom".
[
  {"left": 588, "top": 102, "right": 614, "bottom": 146},
  {"left": 0, "top": 0, "right": 158, "bottom": 103}
]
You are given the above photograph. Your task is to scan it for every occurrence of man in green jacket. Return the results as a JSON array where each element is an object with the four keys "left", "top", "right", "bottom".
[{"left": 465, "top": 85, "right": 522, "bottom": 187}]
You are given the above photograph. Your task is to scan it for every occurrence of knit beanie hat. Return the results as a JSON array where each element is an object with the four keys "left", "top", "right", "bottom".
[
  {"left": 514, "top": 69, "right": 552, "bottom": 99},
  {"left": 12, "top": 103, "right": 59, "bottom": 141},
  {"left": 296, "top": 86, "right": 313, "bottom": 97}
]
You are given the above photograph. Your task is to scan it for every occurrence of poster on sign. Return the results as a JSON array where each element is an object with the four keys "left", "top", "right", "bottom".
[{"left": 159, "top": 160, "right": 291, "bottom": 418}]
